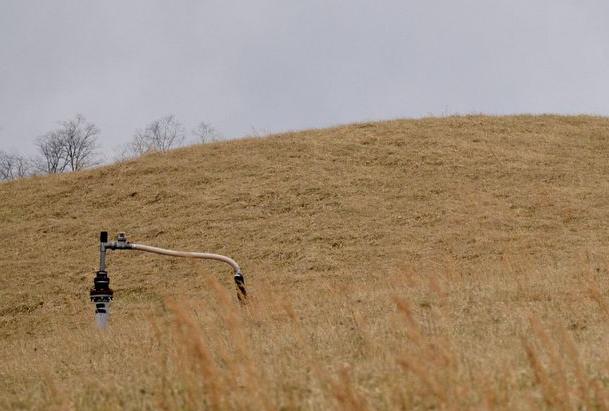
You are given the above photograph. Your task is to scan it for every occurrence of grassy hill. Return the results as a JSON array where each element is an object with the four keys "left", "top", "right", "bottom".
[{"left": 3, "top": 115, "right": 609, "bottom": 409}]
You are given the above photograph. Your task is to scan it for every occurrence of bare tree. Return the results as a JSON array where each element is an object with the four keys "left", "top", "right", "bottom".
[
  {"left": 129, "top": 115, "right": 185, "bottom": 156},
  {"left": 36, "top": 130, "right": 68, "bottom": 174},
  {"left": 0, "top": 150, "right": 31, "bottom": 180},
  {"left": 0, "top": 151, "right": 14, "bottom": 180},
  {"left": 36, "top": 115, "right": 99, "bottom": 174},
  {"left": 61, "top": 115, "right": 99, "bottom": 171},
  {"left": 192, "top": 121, "right": 222, "bottom": 143}
]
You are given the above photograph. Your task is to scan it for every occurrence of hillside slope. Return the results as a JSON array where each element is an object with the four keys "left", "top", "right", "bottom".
[{"left": 3, "top": 115, "right": 609, "bottom": 409}]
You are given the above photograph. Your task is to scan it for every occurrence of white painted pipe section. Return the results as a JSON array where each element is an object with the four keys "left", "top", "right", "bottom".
[
  {"left": 130, "top": 243, "right": 242, "bottom": 274},
  {"left": 95, "top": 302, "right": 110, "bottom": 329}
]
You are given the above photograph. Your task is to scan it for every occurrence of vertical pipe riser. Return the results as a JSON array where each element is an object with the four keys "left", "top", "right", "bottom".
[{"left": 92, "top": 231, "right": 113, "bottom": 329}]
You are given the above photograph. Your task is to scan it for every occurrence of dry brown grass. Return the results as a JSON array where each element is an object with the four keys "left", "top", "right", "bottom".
[{"left": 3, "top": 115, "right": 609, "bottom": 409}]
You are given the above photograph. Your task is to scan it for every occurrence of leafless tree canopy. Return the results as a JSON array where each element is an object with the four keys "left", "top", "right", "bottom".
[
  {"left": 192, "top": 121, "right": 222, "bottom": 143},
  {"left": 36, "top": 115, "right": 99, "bottom": 174},
  {"left": 129, "top": 115, "right": 185, "bottom": 155},
  {"left": 0, "top": 150, "right": 31, "bottom": 180},
  {"left": 61, "top": 115, "right": 99, "bottom": 171},
  {"left": 37, "top": 130, "right": 68, "bottom": 174}
]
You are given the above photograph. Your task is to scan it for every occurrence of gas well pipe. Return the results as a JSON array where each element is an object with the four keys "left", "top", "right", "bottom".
[{"left": 90, "top": 231, "right": 247, "bottom": 329}]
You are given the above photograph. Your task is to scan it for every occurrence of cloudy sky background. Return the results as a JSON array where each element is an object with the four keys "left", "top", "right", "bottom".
[{"left": 1, "top": 0, "right": 608, "bottom": 158}]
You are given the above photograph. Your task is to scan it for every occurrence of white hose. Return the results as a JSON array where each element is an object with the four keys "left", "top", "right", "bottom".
[{"left": 130, "top": 243, "right": 241, "bottom": 274}]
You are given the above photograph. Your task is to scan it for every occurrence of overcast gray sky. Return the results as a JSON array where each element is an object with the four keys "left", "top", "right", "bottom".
[{"left": 1, "top": 0, "right": 608, "bottom": 158}]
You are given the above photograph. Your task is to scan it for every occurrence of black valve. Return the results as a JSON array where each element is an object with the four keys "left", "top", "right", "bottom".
[
  {"left": 234, "top": 272, "right": 247, "bottom": 304},
  {"left": 90, "top": 270, "right": 113, "bottom": 328}
]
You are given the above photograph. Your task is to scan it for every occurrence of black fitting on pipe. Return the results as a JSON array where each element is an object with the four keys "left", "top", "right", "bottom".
[
  {"left": 234, "top": 272, "right": 247, "bottom": 304},
  {"left": 90, "top": 270, "right": 113, "bottom": 313},
  {"left": 90, "top": 271, "right": 113, "bottom": 302}
]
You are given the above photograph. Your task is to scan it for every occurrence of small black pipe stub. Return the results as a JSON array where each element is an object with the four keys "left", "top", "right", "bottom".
[
  {"left": 234, "top": 273, "right": 247, "bottom": 304},
  {"left": 100, "top": 231, "right": 108, "bottom": 243}
]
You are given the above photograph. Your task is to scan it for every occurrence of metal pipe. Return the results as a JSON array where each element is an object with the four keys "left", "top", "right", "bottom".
[
  {"left": 99, "top": 230, "right": 108, "bottom": 272},
  {"left": 99, "top": 245, "right": 106, "bottom": 272}
]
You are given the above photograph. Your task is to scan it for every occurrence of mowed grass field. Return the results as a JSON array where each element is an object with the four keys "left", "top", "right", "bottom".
[{"left": 3, "top": 115, "right": 609, "bottom": 410}]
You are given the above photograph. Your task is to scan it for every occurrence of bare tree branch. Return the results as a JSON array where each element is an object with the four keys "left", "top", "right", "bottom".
[
  {"left": 36, "top": 115, "right": 99, "bottom": 174},
  {"left": 61, "top": 114, "right": 100, "bottom": 171},
  {"left": 0, "top": 150, "right": 32, "bottom": 180},
  {"left": 36, "top": 130, "right": 68, "bottom": 174},
  {"left": 129, "top": 115, "right": 185, "bottom": 156},
  {"left": 192, "top": 121, "right": 222, "bottom": 144}
]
